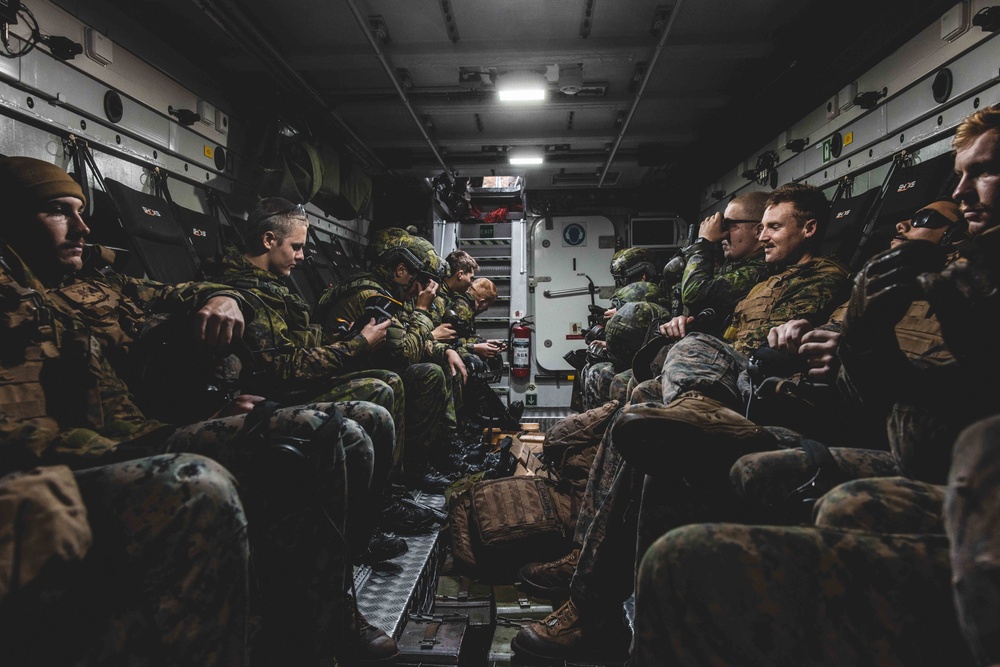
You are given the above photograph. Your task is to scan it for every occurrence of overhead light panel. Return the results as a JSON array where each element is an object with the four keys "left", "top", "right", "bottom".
[
  {"left": 509, "top": 147, "right": 544, "bottom": 165},
  {"left": 497, "top": 71, "right": 547, "bottom": 102}
]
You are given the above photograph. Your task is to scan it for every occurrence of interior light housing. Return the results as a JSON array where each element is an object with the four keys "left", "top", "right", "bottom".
[
  {"left": 497, "top": 71, "right": 547, "bottom": 102},
  {"left": 509, "top": 156, "right": 544, "bottom": 165}
]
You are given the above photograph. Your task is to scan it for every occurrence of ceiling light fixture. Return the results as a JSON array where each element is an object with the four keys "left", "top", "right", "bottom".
[
  {"left": 497, "top": 71, "right": 547, "bottom": 102},
  {"left": 509, "top": 147, "right": 544, "bottom": 165}
]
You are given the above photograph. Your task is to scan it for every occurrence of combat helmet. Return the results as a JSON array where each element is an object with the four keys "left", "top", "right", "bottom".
[
  {"left": 610, "top": 281, "right": 667, "bottom": 310},
  {"left": 604, "top": 300, "right": 670, "bottom": 371},
  {"left": 610, "top": 247, "right": 658, "bottom": 287},
  {"left": 368, "top": 227, "right": 442, "bottom": 292}
]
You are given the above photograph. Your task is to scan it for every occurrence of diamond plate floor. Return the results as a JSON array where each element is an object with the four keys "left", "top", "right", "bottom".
[{"left": 355, "top": 490, "right": 447, "bottom": 640}]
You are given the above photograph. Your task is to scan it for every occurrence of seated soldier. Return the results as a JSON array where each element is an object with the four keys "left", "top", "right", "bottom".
[
  {"left": 513, "top": 182, "right": 851, "bottom": 664},
  {"left": 202, "top": 197, "right": 437, "bottom": 540},
  {"left": 0, "top": 458, "right": 249, "bottom": 666},
  {"left": 631, "top": 103, "right": 1000, "bottom": 666},
  {"left": 316, "top": 227, "right": 469, "bottom": 491},
  {"left": 627, "top": 190, "right": 770, "bottom": 405},
  {"left": 428, "top": 249, "right": 479, "bottom": 342},
  {"left": 580, "top": 246, "right": 665, "bottom": 410},
  {"left": 0, "top": 160, "right": 396, "bottom": 664},
  {"left": 732, "top": 197, "right": 968, "bottom": 514}
]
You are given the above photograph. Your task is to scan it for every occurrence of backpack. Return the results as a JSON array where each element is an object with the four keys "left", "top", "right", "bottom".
[{"left": 448, "top": 475, "right": 576, "bottom": 582}]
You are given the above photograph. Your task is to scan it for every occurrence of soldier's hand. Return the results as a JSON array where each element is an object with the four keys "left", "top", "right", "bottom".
[
  {"left": 698, "top": 212, "right": 725, "bottom": 243},
  {"left": 445, "top": 348, "right": 468, "bottom": 384},
  {"left": 603, "top": 307, "right": 618, "bottom": 320},
  {"left": 474, "top": 341, "right": 502, "bottom": 358},
  {"left": 197, "top": 295, "right": 245, "bottom": 347},
  {"left": 796, "top": 329, "right": 842, "bottom": 382},
  {"left": 844, "top": 241, "right": 947, "bottom": 343},
  {"left": 433, "top": 323, "right": 458, "bottom": 342},
  {"left": 213, "top": 394, "right": 266, "bottom": 418},
  {"left": 361, "top": 317, "right": 391, "bottom": 349},
  {"left": 415, "top": 279, "right": 439, "bottom": 310},
  {"left": 659, "top": 315, "right": 694, "bottom": 340},
  {"left": 766, "top": 319, "right": 814, "bottom": 355}
]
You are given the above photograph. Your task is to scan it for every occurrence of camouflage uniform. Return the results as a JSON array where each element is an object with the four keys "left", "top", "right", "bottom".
[
  {"left": 0, "top": 244, "right": 355, "bottom": 663},
  {"left": 680, "top": 241, "right": 768, "bottom": 330},
  {"left": 0, "top": 456, "right": 250, "bottom": 667},
  {"left": 317, "top": 269, "right": 456, "bottom": 467},
  {"left": 566, "top": 257, "right": 852, "bottom": 617}
]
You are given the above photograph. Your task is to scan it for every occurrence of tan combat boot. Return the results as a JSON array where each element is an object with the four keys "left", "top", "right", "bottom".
[
  {"left": 511, "top": 598, "right": 631, "bottom": 664},
  {"left": 517, "top": 547, "right": 580, "bottom": 598},
  {"left": 339, "top": 595, "right": 399, "bottom": 665},
  {"left": 612, "top": 391, "right": 779, "bottom": 475}
]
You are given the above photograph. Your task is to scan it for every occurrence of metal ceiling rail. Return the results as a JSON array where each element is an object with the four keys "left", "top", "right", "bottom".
[
  {"left": 344, "top": 0, "right": 452, "bottom": 177},
  {"left": 598, "top": 0, "right": 684, "bottom": 187},
  {"left": 194, "top": 0, "right": 388, "bottom": 173}
]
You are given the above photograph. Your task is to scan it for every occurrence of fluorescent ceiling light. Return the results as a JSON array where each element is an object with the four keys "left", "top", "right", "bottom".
[
  {"left": 497, "top": 71, "right": 547, "bottom": 102},
  {"left": 509, "top": 156, "right": 544, "bottom": 165}
]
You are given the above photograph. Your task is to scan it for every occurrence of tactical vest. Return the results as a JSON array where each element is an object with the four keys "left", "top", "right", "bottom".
[
  {"left": 726, "top": 258, "right": 846, "bottom": 345},
  {"left": 829, "top": 300, "right": 950, "bottom": 365},
  {"left": 0, "top": 268, "right": 103, "bottom": 425},
  {"left": 47, "top": 279, "right": 148, "bottom": 351}
]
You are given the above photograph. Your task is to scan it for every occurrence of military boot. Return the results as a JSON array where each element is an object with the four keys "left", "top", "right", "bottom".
[
  {"left": 510, "top": 598, "right": 631, "bottom": 664},
  {"left": 339, "top": 595, "right": 399, "bottom": 665},
  {"left": 611, "top": 391, "right": 778, "bottom": 475},
  {"left": 517, "top": 547, "right": 579, "bottom": 598}
]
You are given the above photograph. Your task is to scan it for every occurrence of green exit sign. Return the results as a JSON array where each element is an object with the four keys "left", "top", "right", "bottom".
[
  {"left": 480, "top": 224, "right": 494, "bottom": 238},
  {"left": 525, "top": 392, "right": 537, "bottom": 406},
  {"left": 822, "top": 139, "right": 832, "bottom": 163}
]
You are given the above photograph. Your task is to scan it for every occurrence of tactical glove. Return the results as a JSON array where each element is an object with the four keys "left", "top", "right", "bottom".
[
  {"left": 842, "top": 241, "right": 947, "bottom": 351},
  {"left": 918, "top": 230, "right": 1000, "bottom": 368}
]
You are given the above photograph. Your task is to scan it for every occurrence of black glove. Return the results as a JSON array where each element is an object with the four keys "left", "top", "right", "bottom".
[
  {"left": 843, "top": 241, "right": 947, "bottom": 349},
  {"left": 918, "top": 231, "right": 1000, "bottom": 367}
]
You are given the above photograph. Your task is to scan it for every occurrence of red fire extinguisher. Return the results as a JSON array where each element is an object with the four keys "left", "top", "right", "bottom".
[{"left": 509, "top": 316, "right": 533, "bottom": 380}]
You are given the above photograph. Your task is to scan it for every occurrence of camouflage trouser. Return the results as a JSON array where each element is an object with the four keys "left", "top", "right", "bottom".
[
  {"left": 660, "top": 331, "right": 749, "bottom": 407},
  {"left": 306, "top": 400, "right": 395, "bottom": 555},
  {"left": 946, "top": 414, "right": 1000, "bottom": 665},
  {"left": 401, "top": 362, "right": 454, "bottom": 467},
  {"left": 730, "top": 447, "right": 900, "bottom": 522},
  {"left": 582, "top": 361, "right": 616, "bottom": 411},
  {"left": 634, "top": 521, "right": 969, "bottom": 666},
  {"left": 609, "top": 369, "right": 633, "bottom": 404},
  {"left": 308, "top": 369, "right": 405, "bottom": 466},
  {"left": 630, "top": 377, "right": 662, "bottom": 404},
  {"left": 164, "top": 403, "right": 352, "bottom": 663},
  {"left": 0, "top": 454, "right": 249, "bottom": 667}
]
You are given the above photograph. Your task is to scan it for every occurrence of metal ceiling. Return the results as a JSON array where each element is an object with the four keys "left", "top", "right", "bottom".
[{"left": 60, "top": 0, "right": 954, "bottom": 207}]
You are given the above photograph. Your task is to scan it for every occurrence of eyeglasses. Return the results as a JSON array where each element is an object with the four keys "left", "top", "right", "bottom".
[
  {"left": 721, "top": 218, "right": 760, "bottom": 231},
  {"left": 910, "top": 208, "right": 953, "bottom": 229}
]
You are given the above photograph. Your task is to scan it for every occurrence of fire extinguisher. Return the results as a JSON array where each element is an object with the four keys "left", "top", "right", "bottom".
[{"left": 509, "top": 316, "right": 533, "bottom": 380}]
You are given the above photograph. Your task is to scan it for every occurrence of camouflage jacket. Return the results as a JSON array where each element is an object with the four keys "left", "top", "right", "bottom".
[
  {"left": 681, "top": 241, "right": 769, "bottom": 322},
  {"left": 204, "top": 246, "right": 369, "bottom": 392},
  {"left": 728, "top": 256, "right": 852, "bottom": 356},
  {"left": 43, "top": 267, "right": 248, "bottom": 381},
  {"left": 0, "top": 243, "right": 165, "bottom": 474},
  {"left": 316, "top": 271, "right": 448, "bottom": 371},
  {"left": 430, "top": 282, "right": 481, "bottom": 355}
]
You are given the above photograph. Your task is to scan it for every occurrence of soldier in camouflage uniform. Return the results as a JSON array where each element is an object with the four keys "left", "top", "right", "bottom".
[
  {"left": 0, "top": 161, "right": 397, "bottom": 664},
  {"left": 581, "top": 247, "right": 665, "bottom": 410},
  {"left": 514, "top": 183, "right": 851, "bottom": 664},
  {"left": 731, "top": 197, "right": 969, "bottom": 514},
  {"left": 632, "top": 105, "right": 1000, "bottom": 666},
  {"left": 0, "top": 457, "right": 250, "bottom": 667},
  {"left": 316, "top": 227, "right": 469, "bottom": 491}
]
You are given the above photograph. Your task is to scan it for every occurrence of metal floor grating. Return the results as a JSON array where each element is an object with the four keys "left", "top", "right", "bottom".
[{"left": 355, "top": 491, "right": 447, "bottom": 640}]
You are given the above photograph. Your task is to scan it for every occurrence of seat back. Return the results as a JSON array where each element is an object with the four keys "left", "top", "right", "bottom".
[
  {"left": 822, "top": 187, "right": 879, "bottom": 264},
  {"left": 95, "top": 178, "right": 201, "bottom": 283},
  {"left": 172, "top": 203, "right": 226, "bottom": 266}
]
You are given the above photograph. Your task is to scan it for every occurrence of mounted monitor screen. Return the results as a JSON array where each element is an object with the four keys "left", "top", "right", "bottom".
[{"left": 630, "top": 216, "right": 687, "bottom": 249}]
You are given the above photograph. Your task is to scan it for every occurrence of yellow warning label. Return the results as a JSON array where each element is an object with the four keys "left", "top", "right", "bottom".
[
  {"left": 844, "top": 132, "right": 853, "bottom": 146},
  {"left": 204, "top": 146, "right": 214, "bottom": 159}
]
